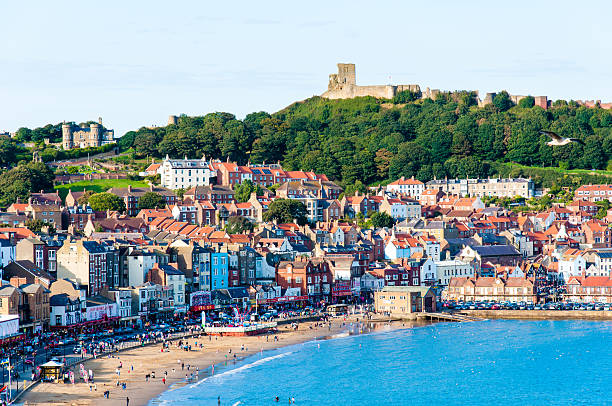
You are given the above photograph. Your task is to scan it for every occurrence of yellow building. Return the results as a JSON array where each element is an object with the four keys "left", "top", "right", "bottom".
[{"left": 374, "top": 286, "right": 437, "bottom": 315}]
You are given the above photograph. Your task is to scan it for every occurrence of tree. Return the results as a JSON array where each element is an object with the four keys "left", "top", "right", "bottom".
[
  {"left": 25, "top": 219, "right": 55, "bottom": 234},
  {"left": 370, "top": 212, "right": 395, "bottom": 228},
  {"left": 133, "top": 130, "right": 162, "bottom": 157},
  {"left": 389, "top": 142, "right": 431, "bottom": 179},
  {"left": 392, "top": 90, "right": 421, "bottom": 104},
  {"left": 582, "top": 135, "right": 606, "bottom": 169},
  {"left": 374, "top": 148, "right": 393, "bottom": 179},
  {"left": 235, "top": 180, "right": 262, "bottom": 203},
  {"left": 595, "top": 199, "right": 610, "bottom": 219},
  {"left": 77, "top": 190, "right": 95, "bottom": 205},
  {"left": 0, "top": 136, "right": 19, "bottom": 166},
  {"left": 493, "top": 91, "right": 514, "bottom": 112},
  {"left": 518, "top": 96, "right": 535, "bottom": 108},
  {"left": 175, "top": 188, "right": 186, "bottom": 201},
  {"left": 138, "top": 192, "right": 166, "bottom": 209},
  {"left": 0, "top": 161, "right": 55, "bottom": 206},
  {"left": 225, "top": 215, "right": 254, "bottom": 234},
  {"left": 343, "top": 181, "right": 367, "bottom": 198},
  {"left": 88, "top": 193, "right": 126, "bottom": 212},
  {"left": 262, "top": 199, "right": 308, "bottom": 225}
]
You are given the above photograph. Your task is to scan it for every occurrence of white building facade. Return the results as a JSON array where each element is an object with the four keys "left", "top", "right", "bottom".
[
  {"left": 160, "top": 155, "right": 217, "bottom": 190},
  {"left": 386, "top": 177, "right": 425, "bottom": 199},
  {"left": 435, "top": 259, "right": 474, "bottom": 286}
]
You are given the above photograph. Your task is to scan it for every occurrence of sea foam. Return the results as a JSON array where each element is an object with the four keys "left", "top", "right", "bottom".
[{"left": 189, "top": 351, "right": 294, "bottom": 388}]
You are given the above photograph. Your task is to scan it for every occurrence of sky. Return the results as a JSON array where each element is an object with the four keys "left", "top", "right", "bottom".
[{"left": 1, "top": 0, "right": 611, "bottom": 136}]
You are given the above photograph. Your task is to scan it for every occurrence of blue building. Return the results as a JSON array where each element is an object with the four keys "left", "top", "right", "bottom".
[{"left": 211, "top": 251, "right": 229, "bottom": 290}]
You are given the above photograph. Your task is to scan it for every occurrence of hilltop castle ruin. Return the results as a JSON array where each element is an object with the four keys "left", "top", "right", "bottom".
[
  {"left": 320, "top": 63, "right": 553, "bottom": 109},
  {"left": 321, "top": 63, "right": 421, "bottom": 100}
]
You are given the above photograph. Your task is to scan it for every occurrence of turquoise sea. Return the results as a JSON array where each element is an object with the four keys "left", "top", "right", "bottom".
[{"left": 152, "top": 320, "right": 612, "bottom": 405}]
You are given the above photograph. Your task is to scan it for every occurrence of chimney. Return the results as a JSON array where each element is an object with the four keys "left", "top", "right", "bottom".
[{"left": 9, "top": 277, "right": 26, "bottom": 288}]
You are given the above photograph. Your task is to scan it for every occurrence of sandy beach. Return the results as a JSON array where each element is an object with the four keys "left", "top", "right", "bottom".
[{"left": 21, "top": 316, "right": 409, "bottom": 406}]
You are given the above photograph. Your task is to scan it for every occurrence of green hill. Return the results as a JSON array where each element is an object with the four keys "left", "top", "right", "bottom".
[{"left": 120, "top": 92, "right": 612, "bottom": 189}]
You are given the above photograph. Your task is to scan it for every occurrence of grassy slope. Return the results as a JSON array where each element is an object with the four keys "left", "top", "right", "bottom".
[
  {"left": 55, "top": 179, "right": 149, "bottom": 200},
  {"left": 502, "top": 163, "right": 612, "bottom": 177}
]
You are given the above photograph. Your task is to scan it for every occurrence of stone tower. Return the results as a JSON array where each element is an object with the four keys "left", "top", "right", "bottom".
[
  {"left": 62, "top": 122, "right": 73, "bottom": 150},
  {"left": 328, "top": 63, "right": 356, "bottom": 91},
  {"left": 337, "top": 63, "right": 356, "bottom": 86},
  {"left": 89, "top": 122, "right": 102, "bottom": 147},
  {"left": 168, "top": 115, "right": 178, "bottom": 126}
]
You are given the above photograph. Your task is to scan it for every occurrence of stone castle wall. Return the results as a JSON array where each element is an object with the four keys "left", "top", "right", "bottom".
[
  {"left": 322, "top": 63, "right": 420, "bottom": 100},
  {"left": 321, "top": 63, "right": 551, "bottom": 109}
]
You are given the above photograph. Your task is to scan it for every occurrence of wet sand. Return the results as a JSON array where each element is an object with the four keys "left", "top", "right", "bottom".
[{"left": 21, "top": 316, "right": 410, "bottom": 406}]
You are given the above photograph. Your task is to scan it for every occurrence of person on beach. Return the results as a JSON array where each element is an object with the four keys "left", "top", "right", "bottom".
[{"left": 126, "top": 396, "right": 129, "bottom": 406}]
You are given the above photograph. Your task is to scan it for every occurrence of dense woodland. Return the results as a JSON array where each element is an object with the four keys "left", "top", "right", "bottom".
[{"left": 119, "top": 92, "right": 612, "bottom": 188}]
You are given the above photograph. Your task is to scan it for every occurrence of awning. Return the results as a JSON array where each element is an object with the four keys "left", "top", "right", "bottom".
[
  {"left": 40, "top": 360, "right": 64, "bottom": 368},
  {"left": 264, "top": 295, "right": 308, "bottom": 304}
]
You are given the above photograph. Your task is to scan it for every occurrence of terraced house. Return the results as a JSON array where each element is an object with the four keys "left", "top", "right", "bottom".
[
  {"left": 566, "top": 276, "right": 612, "bottom": 303},
  {"left": 446, "top": 276, "right": 538, "bottom": 303}
]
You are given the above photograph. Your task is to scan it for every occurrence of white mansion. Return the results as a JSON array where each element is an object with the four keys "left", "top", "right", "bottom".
[{"left": 160, "top": 156, "right": 217, "bottom": 190}]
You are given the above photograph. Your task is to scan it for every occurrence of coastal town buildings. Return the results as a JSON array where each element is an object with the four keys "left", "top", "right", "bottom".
[
  {"left": 426, "top": 177, "right": 535, "bottom": 199},
  {"left": 0, "top": 153, "right": 610, "bottom": 341}
]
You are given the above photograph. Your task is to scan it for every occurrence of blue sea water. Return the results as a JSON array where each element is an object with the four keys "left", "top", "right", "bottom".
[{"left": 152, "top": 320, "right": 612, "bottom": 406}]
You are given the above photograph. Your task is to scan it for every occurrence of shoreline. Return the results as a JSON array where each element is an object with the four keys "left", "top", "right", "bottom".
[
  {"left": 458, "top": 309, "right": 612, "bottom": 320},
  {"left": 20, "top": 316, "right": 413, "bottom": 406}
]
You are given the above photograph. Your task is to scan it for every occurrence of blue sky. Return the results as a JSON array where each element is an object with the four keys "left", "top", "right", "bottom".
[{"left": 1, "top": 0, "right": 611, "bottom": 136}]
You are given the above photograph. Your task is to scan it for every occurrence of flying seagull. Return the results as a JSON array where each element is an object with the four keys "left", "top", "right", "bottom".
[{"left": 540, "top": 130, "right": 585, "bottom": 146}]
